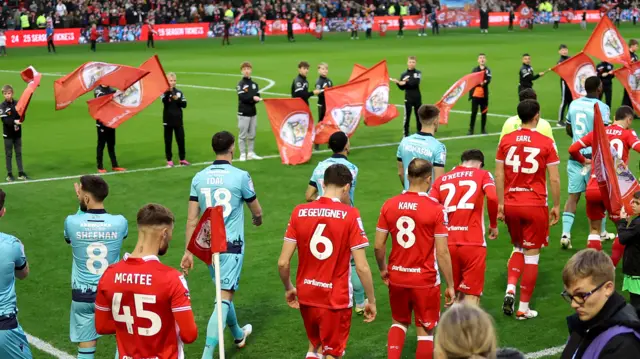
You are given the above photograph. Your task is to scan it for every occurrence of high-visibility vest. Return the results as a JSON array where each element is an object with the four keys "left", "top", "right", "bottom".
[
  {"left": 400, "top": 5, "right": 409, "bottom": 15},
  {"left": 20, "top": 14, "right": 29, "bottom": 29},
  {"left": 388, "top": 6, "right": 396, "bottom": 15},
  {"left": 37, "top": 15, "right": 46, "bottom": 28}
]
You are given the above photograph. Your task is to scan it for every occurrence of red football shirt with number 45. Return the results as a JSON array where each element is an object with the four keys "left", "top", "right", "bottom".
[
  {"left": 284, "top": 197, "right": 369, "bottom": 310},
  {"left": 496, "top": 128, "right": 560, "bottom": 206},
  {"left": 95, "top": 254, "right": 195, "bottom": 359}
]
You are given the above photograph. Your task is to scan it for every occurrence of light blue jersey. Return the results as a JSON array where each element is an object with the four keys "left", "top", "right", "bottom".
[
  {"left": 0, "top": 233, "right": 26, "bottom": 317},
  {"left": 309, "top": 154, "right": 358, "bottom": 205},
  {"left": 64, "top": 209, "right": 128, "bottom": 298},
  {"left": 566, "top": 97, "right": 611, "bottom": 157},
  {"left": 189, "top": 160, "right": 256, "bottom": 255},
  {"left": 396, "top": 132, "right": 446, "bottom": 189}
]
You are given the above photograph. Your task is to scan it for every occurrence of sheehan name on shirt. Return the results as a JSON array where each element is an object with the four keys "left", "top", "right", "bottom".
[
  {"left": 298, "top": 208, "right": 348, "bottom": 219},
  {"left": 114, "top": 273, "right": 153, "bottom": 286}
]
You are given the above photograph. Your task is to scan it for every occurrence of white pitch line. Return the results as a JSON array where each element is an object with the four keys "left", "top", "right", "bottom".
[
  {"left": 524, "top": 345, "right": 565, "bottom": 358},
  {"left": 26, "top": 333, "right": 75, "bottom": 359},
  {"left": 174, "top": 71, "right": 276, "bottom": 93}
]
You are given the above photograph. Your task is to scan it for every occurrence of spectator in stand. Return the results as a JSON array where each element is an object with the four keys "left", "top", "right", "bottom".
[
  {"left": 89, "top": 23, "right": 97, "bottom": 51},
  {"left": 55, "top": 0, "right": 66, "bottom": 18},
  {"left": 434, "top": 303, "right": 497, "bottom": 359}
]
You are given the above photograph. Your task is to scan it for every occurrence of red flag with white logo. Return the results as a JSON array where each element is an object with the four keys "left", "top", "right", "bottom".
[
  {"left": 314, "top": 78, "right": 369, "bottom": 144},
  {"left": 592, "top": 103, "right": 640, "bottom": 220},
  {"left": 349, "top": 64, "right": 368, "bottom": 81},
  {"left": 435, "top": 71, "right": 485, "bottom": 125},
  {"left": 517, "top": 3, "right": 533, "bottom": 19},
  {"left": 54, "top": 61, "right": 149, "bottom": 110},
  {"left": 15, "top": 66, "right": 42, "bottom": 122},
  {"left": 583, "top": 14, "right": 631, "bottom": 66},
  {"left": 187, "top": 206, "right": 228, "bottom": 265},
  {"left": 550, "top": 52, "right": 597, "bottom": 100},
  {"left": 612, "top": 62, "right": 640, "bottom": 115},
  {"left": 87, "top": 55, "right": 170, "bottom": 128},
  {"left": 263, "top": 98, "right": 314, "bottom": 165},
  {"left": 350, "top": 60, "right": 399, "bottom": 126}
]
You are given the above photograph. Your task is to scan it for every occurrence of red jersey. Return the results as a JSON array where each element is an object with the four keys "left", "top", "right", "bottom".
[
  {"left": 284, "top": 197, "right": 369, "bottom": 310},
  {"left": 376, "top": 192, "right": 448, "bottom": 288},
  {"left": 430, "top": 166, "right": 497, "bottom": 247},
  {"left": 95, "top": 254, "right": 194, "bottom": 359},
  {"left": 90, "top": 28, "right": 98, "bottom": 41},
  {"left": 496, "top": 128, "right": 560, "bottom": 207},
  {"left": 569, "top": 124, "right": 640, "bottom": 166}
]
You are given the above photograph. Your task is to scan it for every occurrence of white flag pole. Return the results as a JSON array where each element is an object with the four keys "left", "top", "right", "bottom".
[{"left": 213, "top": 252, "right": 225, "bottom": 359}]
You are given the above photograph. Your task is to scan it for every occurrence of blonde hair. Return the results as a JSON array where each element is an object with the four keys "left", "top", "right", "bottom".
[
  {"left": 562, "top": 249, "right": 615, "bottom": 288},
  {"left": 435, "top": 304, "right": 497, "bottom": 359},
  {"left": 166, "top": 72, "right": 176, "bottom": 80},
  {"left": 318, "top": 62, "right": 328, "bottom": 69}
]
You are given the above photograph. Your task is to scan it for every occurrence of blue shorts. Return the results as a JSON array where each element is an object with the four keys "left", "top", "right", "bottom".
[
  {"left": 0, "top": 323, "right": 32, "bottom": 359},
  {"left": 567, "top": 159, "right": 590, "bottom": 194},
  {"left": 208, "top": 253, "right": 244, "bottom": 291},
  {"left": 70, "top": 301, "right": 100, "bottom": 343}
]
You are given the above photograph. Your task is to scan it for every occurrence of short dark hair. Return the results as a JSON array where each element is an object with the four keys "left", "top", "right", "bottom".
[
  {"left": 478, "top": 53, "right": 486, "bottom": 56},
  {"left": 522, "top": 53, "right": 530, "bottom": 57},
  {"left": 615, "top": 106, "right": 635, "bottom": 122},
  {"left": 137, "top": 203, "right": 175, "bottom": 227},
  {"left": 461, "top": 149, "right": 485, "bottom": 166},
  {"left": 517, "top": 99, "right": 540, "bottom": 124},
  {"left": 329, "top": 131, "right": 348, "bottom": 154},
  {"left": 298, "top": 61, "right": 310, "bottom": 69},
  {"left": 518, "top": 88, "right": 537, "bottom": 101},
  {"left": 0, "top": 189, "right": 6, "bottom": 211},
  {"left": 417, "top": 104, "right": 440, "bottom": 124},
  {"left": 323, "top": 164, "right": 353, "bottom": 188},
  {"left": 211, "top": 131, "right": 235, "bottom": 155},
  {"left": 584, "top": 76, "right": 601, "bottom": 94},
  {"left": 407, "top": 158, "right": 433, "bottom": 179},
  {"left": 80, "top": 175, "right": 109, "bottom": 202},
  {"left": 559, "top": 44, "right": 567, "bottom": 50},
  {"left": 630, "top": 39, "right": 638, "bottom": 47}
]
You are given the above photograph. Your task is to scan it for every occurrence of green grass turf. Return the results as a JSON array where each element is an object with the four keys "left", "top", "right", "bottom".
[{"left": 1, "top": 23, "right": 639, "bottom": 359}]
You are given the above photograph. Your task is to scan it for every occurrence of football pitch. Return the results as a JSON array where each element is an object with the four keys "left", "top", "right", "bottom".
[{"left": 1, "top": 24, "right": 639, "bottom": 359}]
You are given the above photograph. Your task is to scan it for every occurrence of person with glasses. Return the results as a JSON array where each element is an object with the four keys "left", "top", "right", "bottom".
[
  {"left": 617, "top": 191, "right": 640, "bottom": 312},
  {"left": 560, "top": 249, "right": 640, "bottom": 359}
]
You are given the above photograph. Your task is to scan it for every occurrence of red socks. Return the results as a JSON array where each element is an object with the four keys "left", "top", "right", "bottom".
[
  {"left": 387, "top": 324, "right": 407, "bottom": 359},
  {"left": 611, "top": 235, "right": 624, "bottom": 267},
  {"left": 520, "top": 254, "right": 539, "bottom": 303},
  {"left": 416, "top": 336, "right": 434, "bottom": 359},
  {"left": 587, "top": 234, "right": 602, "bottom": 251},
  {"left": 507, "top": 250, "right": 525, "bottom": 289}
]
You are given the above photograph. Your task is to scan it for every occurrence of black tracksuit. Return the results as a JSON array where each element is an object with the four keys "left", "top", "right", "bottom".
[
  {"left": 291, "top": 74, "right": 313, "bottom": 105},
  {"left": 518, "top": 63, "right": 541, "bottom": 95},
  {"left": 508, "top": 10, "right": 514, "bottom": 30},
  {"left": 94, "top": 86, "right": 120, "bottom": 170},
  {"left": 315, "top": 76, "right": 332, "bottom": 122},
  {"left": 287, "top": 16, "right": 295, "bottom": 42},
  {"left": 596, "top": 61, "right": 614, "bottom": 108},
  {"left": 558, "top": 55, "right": 573, "bottom": 124},
  {"left": 398, "top": 18, "right": 404, "bottom": 36},
  {"left": 397, "top": 68, "right": 422, "bottom": 136},
  {"left": 469, "top": 65, "right": 491, "bottom": 133},
  {"left": 618, "top": 215, "right": 640, "bottom": 310},
  {"left": 260, "top": 19, "right": 266, "bottom": 42},
  {"left": 0, "top": 99, "right": 24, "bottom": 175},
  {"left": 622, "top": 52, "right": 638, "bottom": 112},
  {"left": 162, "top": 87, "right": 187, "bottom": 162},
  {"left": 237, "top": 77, "right": 260, "bottom": 116}
]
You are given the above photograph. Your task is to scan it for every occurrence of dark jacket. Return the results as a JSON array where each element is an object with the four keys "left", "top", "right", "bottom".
[
  {"left": 162, "top": 87, "right": 187, "bottom": 126},
  {"left": 596, "top": 61, "right": 614, "bottom": 87},
  {"left": 558, "top": 55, "right": 571, "bottom": 89},
  {"left": 94, "top": 85, "right": 116, "bottom": 131},
  {"left": 237, "top": 77, "right": 260, "bottom": 117},
  {"left": 470, "top": 65, "right": 492, "bottom": 99},
  {"left": 631, "top": 51, "right": 638, "bottom": 63},
  {"left": 397, "top": 69, "right": 421, "bottom": 101},
  {"left": 519, "top": 63, "right": 540, "bottom": 89},
  {"left": 561, "top": 292, "right": 640, "bottom": 359},
  {"left": 291, "top": 74, "right": 313, "bottom": 105},
  {"left": 0, "top": 99, "right": 21, "bottom": 139},
  {"left": 618, "top": 216, "right": 640, "bottom": 276},
  {"left": 315, "top": 76, "right": 332, "bottom": 107}
]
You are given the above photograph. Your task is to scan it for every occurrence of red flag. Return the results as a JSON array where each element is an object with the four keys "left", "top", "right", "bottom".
[
  {"left": 187, "top": 207, "right": 228, "bottom": 265},
  {"left": 350, "top": 60, "right": 399, "bottom": 126},
  {"left": 592, "top": 104, "right": 640, "bottom": 220},
  {"left": 54, "top": 61, "right": 149, "bottom": 110},
  {"left": 435, "top": 71, "right": 485, "bottom": 125},
  {"left": 314, "top": 78, "right": 369, "bottom": 144},
  {"left": 612, "top": 63, "right": 640, "bottom": 115},
  {"left": 349, "top": 64, "right": 368, "bottom": 82},
  {"left": 263, "top": 98, "right": 314, "bottom": 165},
  {"left": 87, "top": 55, "right": 170, "bottom": 128},
  {"left": 583, "top": 14, "right": 631, "bottom": 66},
  {"left": 15, "top": 66, "right": 42, "bottom": 122},
  {"left": 551, "top": 52, "right": 597, "bottom": 100},
  {"left": 517, "top": 3, "right": 533, "bottom": 19}
]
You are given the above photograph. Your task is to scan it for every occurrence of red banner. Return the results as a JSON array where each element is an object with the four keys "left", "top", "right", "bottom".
[
  {"left": 315, "top": 78, "right": 369, "bottom": 144},
  {"left": 187, "top": 206, "right": 228, "bottom": 265},
  {"left": 15, "top": 66, "right": 41, "bottom": 121},
  {"left": 551, "top": 52, "right": 597, "bottom": 100},
  {"left": 435, "top": 71, "right": 485, "bottom": 125},
  {"left": 87, "top": 55, "right": 169, "bottom": 128},
  {"left": 140, "top": 23, "right": 209, "bottom": 41},
  {"left": 350, "top": 60, "right": 398, "bottom": 126},
  {"left": 4, "top": 28, "right": 80, "bottom": 47},
  {"left": 349, "top": 64, "right": 368, "bottom": 82},
  {"left": 612, "top": 63, "right": 640, "bottom": 115},
  {"left": 263, "top": 98, "right": 314, "bottom": 165},
  {"left": 583, "top": 14, "right": 631, "bottom": 66}
]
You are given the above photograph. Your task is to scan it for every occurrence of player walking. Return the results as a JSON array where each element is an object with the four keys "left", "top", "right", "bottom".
[
  {"left": 561, "top": 77, "right": 611, "bottom": 249},
  {"left": 95, "top": 204, "right": 198, "bottom": 359},
  {"left": 430, "top": 150, "right": 498, "bottom": 305},
  {"left": 496, "top": 99, "right": 561, "bottom": 320},
  {"left": 396, "top": 104, "right": 446, "bottom": 190},
  {"left": 64, "top": 175, "right": 128, "bottom": 359},
  {"left": 180, "top": 131, "right": 263, "bottom": 358},
  {"left": 375, "top": 158, "right": 454, "bottom": 359},
  {"left": 0, "top": 190, "right": 32, "bottom": 359},
  {"left": 568, "top": 106, "right": 640, "bottom": 261},
  {"left": 278, "top": 163, "right": 376, "bottom": 359},
  {"left": 305, "top": 131, "right": 367, "bottom": 313}
]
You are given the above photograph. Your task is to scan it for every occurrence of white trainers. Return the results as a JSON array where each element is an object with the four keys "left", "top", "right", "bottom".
[
  {"left": 516, "top": 309, "right": 539, "bottom": 320},
  {"left": 248, "top": 152, "right": 263, "bottom": 160},
  {"left": 601, "top": 232, "right": 615, "bottom": 241},
  {"left": 355, "top": 299, "right": 368, "bottom": 316},
  {"left": 561, "top": 234, "right": 572, "bottom": 249},
  {"left": 238, "top": 154, "right": 247, "bottom": 162},
  {"left": 234, "top": 324, "right": 253, "bottom": 348}
]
